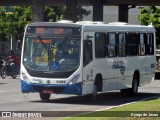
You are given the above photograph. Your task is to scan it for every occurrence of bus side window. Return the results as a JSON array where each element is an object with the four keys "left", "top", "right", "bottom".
[
  {"left": 118, "top": 33, "right": 126, "bottom": 57},
  {"left": 146, "top": 33, "right": 154, "bottom": 55},
  {"left": 127, "top": 33, "right": 138, "bottom": 56},
  {"left": 83, "top": 40, "right": 93, "bottom": 66},
  {"left": 107, "top": 33, "right": 117, "bottom": 57},
  {"left": 138, "top": 33, "right": 146, "bottom": 56},
  {"left": 95, "top": 32, "right": 106, "bottom": 58}
]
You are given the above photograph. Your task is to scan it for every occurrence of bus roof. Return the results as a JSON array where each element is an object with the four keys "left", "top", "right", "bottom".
[
  {"left": 27, "top": 21, "right": 155, "bottom": 32},
  {"left": 28, "top": 22, "right": 82, "bottom": 28}
]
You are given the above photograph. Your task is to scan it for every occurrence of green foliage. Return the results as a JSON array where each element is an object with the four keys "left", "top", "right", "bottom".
[
  {"left": 137, "top": 6, "right": 160, "bottom": 45},
  {"left": 44, "top": 6, "right": 66, "bottom": 22},
  {"left": 0, "top": 6, "right": 31, "bottom": 41},
  {"left": 0, "top": 6, "right": 90, "bottom": 41}
]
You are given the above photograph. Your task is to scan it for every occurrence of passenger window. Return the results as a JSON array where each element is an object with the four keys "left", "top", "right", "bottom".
[
  {"left": 95, "top": 32, "right": 107, "bottom": 58},
  {"left": 146, "top": 33, "right": 154, "bottom": 55},
  {"left": 138, "top": 33, "right": 146, "bottom": 56},
  {"left": 118, "top": 33, "right": 126, "bottom": 57},
  {"left": 127, "top": 33, "right": 138, "bottom": 56},
  {"left": 107, "top": 33, "right": 116, "bottom": 57}
]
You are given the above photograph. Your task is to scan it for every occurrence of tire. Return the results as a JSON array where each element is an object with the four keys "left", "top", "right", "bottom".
[
  {"left": 130, "top": 75, "right": 139, "bottom": 96},
  {"left": 1, "top": 67, "right": 7, "bottom": 79},
  {"left": 120, "top": 75, "right": 139, "bottom": 97},
  {"left": 39, "top": 93, "right": 51, "bottom": 101}
]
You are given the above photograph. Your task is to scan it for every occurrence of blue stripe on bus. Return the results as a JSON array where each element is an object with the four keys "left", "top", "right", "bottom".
[{"left": 20, "top": 80, "right": 82, "bottom": 95}]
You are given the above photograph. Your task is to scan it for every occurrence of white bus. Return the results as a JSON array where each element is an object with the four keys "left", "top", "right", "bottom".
[{"left": 21, "top": 21, "right": 156, "bottom": 101}]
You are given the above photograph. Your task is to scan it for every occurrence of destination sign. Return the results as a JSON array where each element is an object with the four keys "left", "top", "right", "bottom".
[{"left": 26, "top": 26, "right": 80, "bottom": 35}]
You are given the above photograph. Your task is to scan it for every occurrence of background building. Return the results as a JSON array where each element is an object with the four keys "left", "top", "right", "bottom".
[{"left": 83, "top": 6, "right": 144, "bottom": 24}]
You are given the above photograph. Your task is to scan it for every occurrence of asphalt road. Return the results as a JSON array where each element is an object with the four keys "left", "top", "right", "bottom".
[{"left": 0, "top": 76, "right": 160, "bottom": 118}]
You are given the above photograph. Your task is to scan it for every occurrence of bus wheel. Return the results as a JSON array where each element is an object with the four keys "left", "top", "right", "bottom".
[
  {"left": 39, "top": 93, "right": 51, "bottom": 101},
  {"left": 121, "top": 75, "right": 139, "bottom": 97},
  {"left": 130, "top": 75, "right": 139, "bottom": 96}
]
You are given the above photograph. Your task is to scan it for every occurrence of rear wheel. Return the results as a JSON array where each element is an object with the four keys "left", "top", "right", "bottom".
[
  {"left": 39, "top": 93, "right": 51, "bottom": 101},
  {"left": 130, "top": 75, "right": 139, "bottom": 96},
  {"left": 121, "top": 74, "right": 139, "bottom": 97}
]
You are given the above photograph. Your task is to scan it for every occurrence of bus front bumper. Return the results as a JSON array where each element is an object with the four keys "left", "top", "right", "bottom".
[{"left": 21, "top": 80, "right": 82, "bottom": 95}]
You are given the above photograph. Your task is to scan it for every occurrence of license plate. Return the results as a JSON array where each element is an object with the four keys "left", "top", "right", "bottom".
[{"left": 43, "top": 90, "right": 53, "bottom": 94}]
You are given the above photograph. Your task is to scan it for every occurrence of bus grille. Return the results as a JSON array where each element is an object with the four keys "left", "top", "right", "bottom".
[{"left": 25, "top": 67, "right": 77, "bottom": 78}]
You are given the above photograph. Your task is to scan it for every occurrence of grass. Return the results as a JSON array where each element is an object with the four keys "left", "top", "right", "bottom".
[{"left": 63, "top": 98, "right": 160, "bottom": 120}]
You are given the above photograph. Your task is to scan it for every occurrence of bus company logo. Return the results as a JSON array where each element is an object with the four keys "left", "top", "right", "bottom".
[{"left": 112, "top": 60, "right": 126, "bottom": 75}]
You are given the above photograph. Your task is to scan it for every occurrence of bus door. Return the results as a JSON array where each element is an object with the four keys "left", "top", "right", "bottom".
[{"left": 82, "top": 32, "right": 94, "bottom": 95}]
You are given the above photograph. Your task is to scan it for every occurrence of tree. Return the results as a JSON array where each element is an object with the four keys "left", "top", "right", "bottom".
[
  {"left": 137, "top": 6, "right": 160, "bottom": 45},
  {"left": 44, "top": 6, "right": 91, "bottom": 22},
  {"left": 44, "top": 6, "right": 66, "bottom": 22},
  {"left": 0, "top": 6, "right": 31, "bottom": 41},
  {"left": 0, "top": 6, "right": 90, "bottom": 41}
]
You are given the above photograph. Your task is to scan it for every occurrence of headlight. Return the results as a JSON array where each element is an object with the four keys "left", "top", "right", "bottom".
[
  {"left": 68, "top": 74, "right": 80, "bottom": 85},
  {"left": 22, "top": 72, "right": 30, "bottom": 83}
]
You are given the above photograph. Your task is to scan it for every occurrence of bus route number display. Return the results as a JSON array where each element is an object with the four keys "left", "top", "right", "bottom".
[
  {"left": 27, "top": 26, "right": 78, "bottom": 35},
  {"left": 34, "top": 27, "right": 69, "bottom": 35}
]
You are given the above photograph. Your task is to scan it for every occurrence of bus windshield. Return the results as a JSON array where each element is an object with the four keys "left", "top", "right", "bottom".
[{"left": 23, "top": 36, "right": 80, "bottom": 72}]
